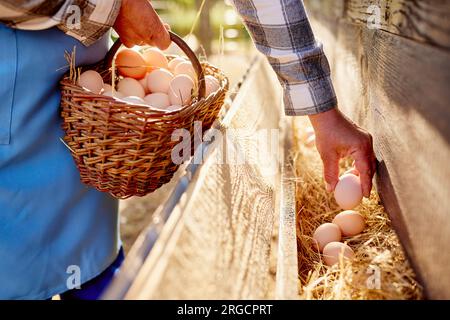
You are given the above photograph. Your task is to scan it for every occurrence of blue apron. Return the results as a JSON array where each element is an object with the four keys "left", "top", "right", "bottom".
[{"left": 0, "top": 24, "right": 120, "bottom": 300}]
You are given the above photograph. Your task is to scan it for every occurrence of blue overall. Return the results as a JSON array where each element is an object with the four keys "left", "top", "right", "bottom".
[{"left": 0, "top": 24, "right": 120, "bottom": 299}]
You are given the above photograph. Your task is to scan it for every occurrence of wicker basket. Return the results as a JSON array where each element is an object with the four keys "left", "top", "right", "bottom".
[{"left": 60, "top": 32, "right": 229, "bottom": 199}]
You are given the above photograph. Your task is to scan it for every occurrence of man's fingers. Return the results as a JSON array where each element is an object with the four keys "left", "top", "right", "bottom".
[
  {"left": 353, "top": 150, "right": 374, "bottom": 198},
  {"left": 141, "top": 10, "right": 171, "bottom": 50},
  {"left": 121, "top": 37, "right": 136, "bottom": 48},
  {"left": 322, "top": 153, "right": 340, "bottom": 192},
  {"left": 152, "top": 20, "right": 171, "bottom": 50}
]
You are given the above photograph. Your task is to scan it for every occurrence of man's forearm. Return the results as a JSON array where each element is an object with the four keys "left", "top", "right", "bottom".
[
  {"left": 0, "top": 0, "right": 121, "bottom": 46},
  {"left": 230, "top": 0, "right": 337, "bottom": 116}
]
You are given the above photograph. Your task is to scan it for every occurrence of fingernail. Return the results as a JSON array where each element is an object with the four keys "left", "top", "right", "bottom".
[{"left": 326, "top": 183, "right": 332, "bottom": 192}]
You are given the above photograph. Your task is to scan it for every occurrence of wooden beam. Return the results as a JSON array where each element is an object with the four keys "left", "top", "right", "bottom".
[
  {"left": 363, "top": 28, "right": 450, "bottom": 299},
  {"left": 307, "top": 9, "right": 450, "bottom": 297},
  {"left": 346, "top": 0, "right": 450, "bottom": 50},
  {"left": 305, "top": 0, "right": 450, "bottom": 51}
]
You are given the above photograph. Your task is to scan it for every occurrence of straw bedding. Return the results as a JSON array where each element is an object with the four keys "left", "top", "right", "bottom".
[{"left": 292, "top": 119, "right": 423, "bottom": 300}]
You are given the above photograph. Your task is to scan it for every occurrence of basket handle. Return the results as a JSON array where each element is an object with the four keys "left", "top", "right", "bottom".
[{"left": 105, "top": 31, "right": 206, "bottom": 99}]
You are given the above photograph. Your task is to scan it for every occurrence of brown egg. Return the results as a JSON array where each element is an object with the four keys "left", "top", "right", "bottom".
[
  {"left": 334, "top": 173, "right": 363, "bottom": 210},
  {"left": 115, "top": 49, "right": 147, "bottom": 79},
  {"left": 78, "top": 70, "right": 104, "bottom": 94},
  {"left": 142, "top": 48, "right": 169, "bottom": 69},
  {"left": 332, "top": 210, "right": 365, "bottom": 236},
  {"left": 312, "top": 223, "right": 342, "bottom": 252},
  {"left": 322, "top": 242, "right": 355, "bottom": 266}
]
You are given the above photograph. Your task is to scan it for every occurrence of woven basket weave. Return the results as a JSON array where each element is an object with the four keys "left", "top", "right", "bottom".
[{"left": 60, "top": 32, "right": 229, "bottom": 199}]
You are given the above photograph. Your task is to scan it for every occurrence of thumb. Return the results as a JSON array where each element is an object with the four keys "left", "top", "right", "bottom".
[{"left": 322, "top": 153, "right": 340, "bottom": 192}]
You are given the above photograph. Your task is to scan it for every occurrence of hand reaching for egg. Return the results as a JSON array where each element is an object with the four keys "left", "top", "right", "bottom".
[
  {"left": 308, "top": 108, "right": 376, "bottom": 198},
  {"left": 113, "top": 0, "right": 171, "bottom": 49}
]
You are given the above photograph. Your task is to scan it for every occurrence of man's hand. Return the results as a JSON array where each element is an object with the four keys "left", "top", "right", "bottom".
[
  {"left": 113, "top": 0, "right": 171, "bottom": 49},
  {"left": 308, "top": 108, "right": 376, "bottom": 198}
]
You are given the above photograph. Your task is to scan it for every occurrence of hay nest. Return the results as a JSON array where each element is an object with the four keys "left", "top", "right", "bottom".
[{"left": 292, "top": 119, "right": 423, "bottom": 300}]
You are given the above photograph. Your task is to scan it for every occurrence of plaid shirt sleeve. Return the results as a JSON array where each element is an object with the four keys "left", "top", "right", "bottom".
[
  {"left": 230, "top": 0, "right": 337, "bottom": 116},
  {"left": 0, "top": 0, "right": 121, "bottom": 46}
]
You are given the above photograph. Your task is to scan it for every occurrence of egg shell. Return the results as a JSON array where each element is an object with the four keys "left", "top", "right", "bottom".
[
  {"left": 334, "top": 173, "right": 363, "bottom": 210},
  {"left": 147, "top": 69, "right": 173, "bottom": 94},
  {"left": 115, "top": 49, "right": 147, "bottom": 79},
  {"left": 332, "top": 210, "right": 365, "bottom": 236},
  {"left": 312, "top": 223, "right": 342, "bottom": 252},
  {"left": 168, "top": 74, "right": 194, "bottom": 105},
  {"left": 120, "top": 96, "right": 146, "bottom": 105},
  {"left": 117, "top": 77, "right": 146, "bottom": 99},
  {"left": 142, "top": 48, "right": 169, "bottom": 69},
  {"left": 143, "top": 93, "right": 171, "bottom": 109},
  {"left": 168, "top": 57, "right": 186, "bottom": 72},
  {"left": 204, "top": 75, "right": 220, "bottom": 97},
  {"left": 78, "top": 70, "right": 104, "bottom": 94},
  {"left": 322, "top": 242, "right": 355, "bottom": 266},
  {"left": 174, "top": 61, "right": 196, "bottom": 81}
]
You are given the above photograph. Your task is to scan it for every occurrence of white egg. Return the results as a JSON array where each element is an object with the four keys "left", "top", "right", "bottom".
[
  {"left": 168, "top": 57, "right": 186, "bottom": 73},
  {"left": 78, "top": 70, "right": 104, "bottom": 94},
  {"left": 334, "top": 173, "right": 363, "bottom": 210},
  {"left": 102, "top": 83, "right": 120, "bottom": 97},
  {"left": 204, "top": 75, "right": 220, "bottom": 97},
  {"left": 143, "top": 93, "right": 170, "bottom": 109},
  {"left": 102, "top": 89, "right": 123, "bottom": 98},
  {"left": 138, "top": 73, "right": 150, "bottom": 94},
  {"left": 103, "top": 90, "right": 124, "bottom": 99},
  {"left": 113, "top": 91, "right": 124, "bottom": 99},
  {"left": 147, "top": 69, "right": 173, "bottom": 94},
  {"left": 102, "top": 83, "right": 112, "bottom": 92},
  {"left": 168, "top": 74, "right": 194, "bottom": 105},
  {"left": 120, "top": 96, "right": 146, "bottom": 105},
  {"left": 117, "top": 77, "right": 146, "bottom": 99},
  {"left": 166, "top": 105, "right": 182, "bottom": 111},
  {"left": 174, "top": 61, "right": 196, "bottom": 81},
  {"left": 322, "top": 242, "right": 355, "bottom": 266},
  {"left": 312, "top": 223, "right": 342, "bottom": 252}
]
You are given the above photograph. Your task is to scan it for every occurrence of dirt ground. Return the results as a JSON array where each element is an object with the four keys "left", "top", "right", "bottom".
[{"left": 119, "top": 53, "right": 255, "bottom": 253}]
